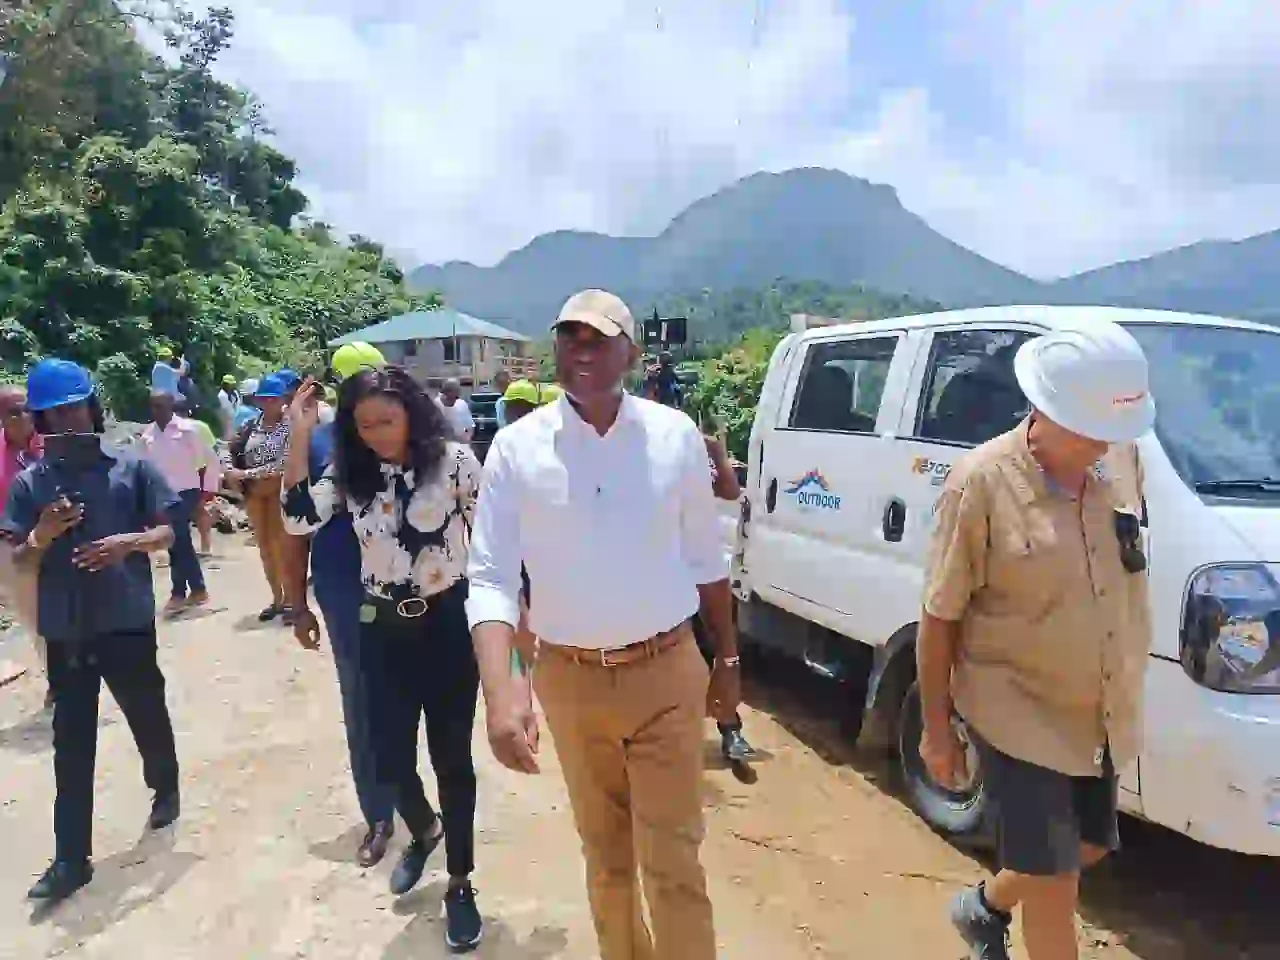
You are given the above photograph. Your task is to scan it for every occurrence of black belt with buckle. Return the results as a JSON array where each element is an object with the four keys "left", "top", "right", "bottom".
[{"left": 360, "top": 587, "right": 454, "bottom": 625}]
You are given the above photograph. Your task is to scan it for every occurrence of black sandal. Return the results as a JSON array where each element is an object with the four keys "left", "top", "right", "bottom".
[{"left": 257, "top": 604, "right": 280, "bottom": 622}]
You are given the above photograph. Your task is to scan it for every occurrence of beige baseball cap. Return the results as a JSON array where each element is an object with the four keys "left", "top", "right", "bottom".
[{"left": 553, "top": 289, "right": 635, "bottom": 340}]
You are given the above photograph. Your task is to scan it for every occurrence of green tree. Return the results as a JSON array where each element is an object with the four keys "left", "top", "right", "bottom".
[{"left": 0, "top": 2, "right": 440, "bottom": 421}]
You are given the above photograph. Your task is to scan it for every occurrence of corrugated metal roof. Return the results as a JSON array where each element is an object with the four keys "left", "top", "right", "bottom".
[{"left": 328, "top": 309, "right": 531, "bottom": 346}]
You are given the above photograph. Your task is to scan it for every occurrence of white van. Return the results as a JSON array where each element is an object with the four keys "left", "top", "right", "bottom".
[{"left": 732, "top": 305, "right": 1280, "bottom": 857}]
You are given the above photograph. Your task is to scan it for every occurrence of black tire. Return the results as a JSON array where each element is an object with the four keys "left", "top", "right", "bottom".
[{"left": 897, "top": 679, "right": 991, "bottom": 844}]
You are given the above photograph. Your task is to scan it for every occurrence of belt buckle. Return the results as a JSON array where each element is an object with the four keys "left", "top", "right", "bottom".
[{"left": 396, "top": 597, "right": 429, "bottom": 619}]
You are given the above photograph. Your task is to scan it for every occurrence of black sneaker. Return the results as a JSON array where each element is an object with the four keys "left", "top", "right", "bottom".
[
  {"left": 444, "top": 884, "right": 483, "bottom": 952},
  {"left": 27, "top": 860, "right": 93, "bottom": 903},
  {"left": 389, "top": 823, "right": 444, "bottom": 896},
  {"left": 148, "top": 792, "right": 181, "bottom": 831},
  {"left": 950, "top": 885, "right": 1012, "bottom": 959}
]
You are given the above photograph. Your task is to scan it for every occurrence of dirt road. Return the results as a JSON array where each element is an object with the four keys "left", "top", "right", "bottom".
[{"left": 1, "top": 535, "right": 1277, "bottom": 958}]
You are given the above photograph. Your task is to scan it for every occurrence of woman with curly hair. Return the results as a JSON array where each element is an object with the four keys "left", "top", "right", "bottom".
[{"left": 280, "top": 367, "right": 484, "bottom": 952}]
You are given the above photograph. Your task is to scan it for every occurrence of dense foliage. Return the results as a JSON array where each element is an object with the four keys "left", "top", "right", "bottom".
[
  {"left": 0, "top": 1, "right": 436, "bottom": 418},
  {"left": 644, "top": 279, "right": 942, "bottom": 357}
]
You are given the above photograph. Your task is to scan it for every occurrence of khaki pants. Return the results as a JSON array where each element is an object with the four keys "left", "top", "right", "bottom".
[
  {"left": 0, "top": 540, "right": 46, "bottom": 674},
  {"left": 535, "top": 628, "right": 715, "bottom": 960},
  {"left": 243, "top": 476, "right": 287, "bottom": 606}
]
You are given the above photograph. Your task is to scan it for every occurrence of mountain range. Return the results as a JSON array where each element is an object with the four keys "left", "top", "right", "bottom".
[{"left": 407, "top": 167, "right": 1280, "bottom": 335}]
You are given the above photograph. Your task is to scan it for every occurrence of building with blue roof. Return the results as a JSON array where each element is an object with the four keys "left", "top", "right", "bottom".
[{"left": 329, "top": 308, "right": 538, "bottom": 390}]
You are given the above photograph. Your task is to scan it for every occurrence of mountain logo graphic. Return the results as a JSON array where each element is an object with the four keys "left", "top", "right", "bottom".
[
  {"left": 784, "top": 470, "right": 829, "bottom": 495},
  {"left": 784, "top": 469, "right": 842, "bottom": 510}
]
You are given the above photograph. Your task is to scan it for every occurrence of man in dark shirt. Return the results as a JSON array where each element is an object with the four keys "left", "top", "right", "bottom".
[
  {"left": 283, "top": 345, "right": 396, "bottom": 868},
  {"left": 643, "top": 351, "right": 682, "bottom": 407},
  {"left": 3, "top": 360, "right": 182, "bottom": 904}
]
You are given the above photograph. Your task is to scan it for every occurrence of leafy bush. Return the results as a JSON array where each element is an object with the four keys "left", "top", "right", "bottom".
[{"left": 686, "top": 328, "right": 786, "bottom": 461}]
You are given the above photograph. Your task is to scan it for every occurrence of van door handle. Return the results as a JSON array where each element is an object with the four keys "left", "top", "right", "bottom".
[
  {"left": 766, "top": 478, "right": 778, "bottom": 513},
  {"left": 882, "top": 497, "right": 906, "bottom": 542}
]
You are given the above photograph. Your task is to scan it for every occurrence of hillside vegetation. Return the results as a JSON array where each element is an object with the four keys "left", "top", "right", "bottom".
[
  {"left": 0, "top": 1, "right": 434, "bottom": 417},
  {"left": 409, "top": 168, "right": 1035, "bottom": 336},
  {"left": 649, "top": 278, "right": 942, "bottom": 354}
]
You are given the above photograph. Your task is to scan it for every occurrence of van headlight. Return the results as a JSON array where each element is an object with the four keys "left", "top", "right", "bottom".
[{"left": 1182, "top": 564, "right": 1280, "bottom": 693}]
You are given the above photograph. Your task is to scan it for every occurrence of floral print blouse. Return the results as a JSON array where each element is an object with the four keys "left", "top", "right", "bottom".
[{"left": 281, "top": 442, "right": 480, "bottom": 602}]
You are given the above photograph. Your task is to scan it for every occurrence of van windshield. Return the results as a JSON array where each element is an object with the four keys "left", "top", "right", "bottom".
[{"left": 1126, "top": 323, "right": 1280, "bottom": 498}]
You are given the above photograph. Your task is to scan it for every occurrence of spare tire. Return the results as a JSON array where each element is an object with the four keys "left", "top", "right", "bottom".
[{"left": 897, "top": 679, "right": 991, "bottom": 844}]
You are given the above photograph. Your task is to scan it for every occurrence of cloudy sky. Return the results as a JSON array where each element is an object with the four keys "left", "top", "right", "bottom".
[{"left": 205, "top": 0, "right": 1280, "bottom": 279}]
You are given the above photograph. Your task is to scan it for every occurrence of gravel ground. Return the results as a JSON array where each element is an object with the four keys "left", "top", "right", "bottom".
[{"left": 0, "top": 534, "right": 1278, "bottom": 958}]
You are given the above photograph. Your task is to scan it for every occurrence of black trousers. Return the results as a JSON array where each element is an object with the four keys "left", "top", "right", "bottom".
[
  {"left": 692, "top": 614, "right": 742, "bottom": 734},
  {"left": 45, "top": 627, "right": 180, "bottom": 863},
  {"left": 360, "top": 581, "right": 479, "bottom": 878}
]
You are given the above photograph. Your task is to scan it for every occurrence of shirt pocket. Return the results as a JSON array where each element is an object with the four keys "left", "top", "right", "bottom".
[{"left": 985, "top": 506, "right": 1073, "bottom": 623}]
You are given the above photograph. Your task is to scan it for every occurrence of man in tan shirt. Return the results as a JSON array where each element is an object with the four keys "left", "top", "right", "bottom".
[{"left": 917, "top": 319, "right": 1155, "bottom": 960}]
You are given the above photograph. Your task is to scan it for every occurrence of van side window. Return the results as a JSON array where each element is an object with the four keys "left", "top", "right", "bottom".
[
  {"left": 789, "top": 336, "right": 898, "bottom": 433},
  {"left": 917, "top": 330, "right": 1032, "bottom": 446}
]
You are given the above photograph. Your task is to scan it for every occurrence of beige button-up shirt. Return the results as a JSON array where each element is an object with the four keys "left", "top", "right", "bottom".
[{"left": 924, "top": 419, "right": 1151, "bottom": 777}]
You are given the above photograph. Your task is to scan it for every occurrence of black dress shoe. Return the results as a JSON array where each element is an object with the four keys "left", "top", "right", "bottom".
[
  {"left": 27, "top": 860, "right": 93, "bottom": 902},
  {"left": 357, "top": 821, "right": 394, "bottom": 868},
  {"left": 389, "top": 823, "right": 445, "bottom": 895},
  {"left": 148, "top": 792, "right": 181, "bottom": 830}
]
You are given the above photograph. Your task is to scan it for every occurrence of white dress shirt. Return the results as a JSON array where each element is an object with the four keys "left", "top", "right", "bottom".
[{"left": 466, "top": 394, "right": 727, "bottom": 650}]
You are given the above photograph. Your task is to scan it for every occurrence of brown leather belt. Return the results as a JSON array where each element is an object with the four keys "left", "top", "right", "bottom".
[{"left": 540, "top": 621, "right": 689, "bottom": 668}]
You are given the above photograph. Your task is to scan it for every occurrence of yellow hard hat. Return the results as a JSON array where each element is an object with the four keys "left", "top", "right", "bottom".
[
  {"left": 538, "top": 383, "right": 564, "bottom": 405},
  {"left": 157, "top": 345, "right": 174, "bottom": 360},
  {"left": 331, "top": 342, "right": 386, "bottom": 381},
  {"left": 503, "top": 379, "right": 540, "bottom": 405}
]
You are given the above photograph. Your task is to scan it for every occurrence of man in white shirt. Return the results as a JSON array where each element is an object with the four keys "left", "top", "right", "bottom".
[
  {"left": 216, "top": 375, "right": 239, "bottom": 440},
  {"left": 138, "top": 391, "right": 219, "bottom": 616},
  {"left": 467, "top": 289, "right": 739, "bottom": 960},
  {"left": 436, "top": 378, "right": 474, "bottom": 442}
]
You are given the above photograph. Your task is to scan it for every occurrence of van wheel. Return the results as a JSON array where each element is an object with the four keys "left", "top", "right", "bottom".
[{"left": 897, "top": 680, "right": 990, "bottom": 843}]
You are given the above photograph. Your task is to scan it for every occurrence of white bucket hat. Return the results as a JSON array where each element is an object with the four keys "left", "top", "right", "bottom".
[{"left": 1013, "top": 319, "right": 1156, "bottom": 443}]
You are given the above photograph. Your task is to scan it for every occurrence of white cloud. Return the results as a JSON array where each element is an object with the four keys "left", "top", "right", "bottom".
[
  {"left": 214, "top": 0, "right": 860, "bottom": 266},
  {"left": 922, "top": 0, "right": 1280, "bottom": 276},
  {"left": 207, "top": 0, "right": 1280, "bottom": 279}
]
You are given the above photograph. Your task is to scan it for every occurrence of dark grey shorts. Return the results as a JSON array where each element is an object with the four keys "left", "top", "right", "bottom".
[{"left": 975, "top": 733, "right": 1120, "bottom": 877}]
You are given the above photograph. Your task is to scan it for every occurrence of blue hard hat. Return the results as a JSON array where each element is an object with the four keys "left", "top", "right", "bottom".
[
  {"left": 27, "top": 359, "right": 95, "bottom": 412},
  {"left": 276, "top": 368, "right": 301, "bottom": 388},
  {"left": 254, "top": 373, "right": 288, "bottom": 399}
]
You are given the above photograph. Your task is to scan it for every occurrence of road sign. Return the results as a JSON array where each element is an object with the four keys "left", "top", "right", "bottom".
[{"left": 642, "top": 309, "right": 687, "bottom": 347}]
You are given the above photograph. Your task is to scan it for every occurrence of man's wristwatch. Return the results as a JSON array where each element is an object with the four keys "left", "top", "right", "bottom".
[{"left": 717, "top": 655, "right": 741, "bottom": 668}]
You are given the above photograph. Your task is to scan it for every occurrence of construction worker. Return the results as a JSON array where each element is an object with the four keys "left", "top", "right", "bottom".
[
  {"left": 501, "top": 379, "right": 540, "bottom": 426},
  {"left": 6, "top": 360, "right": 182, "bottom": 904}
]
